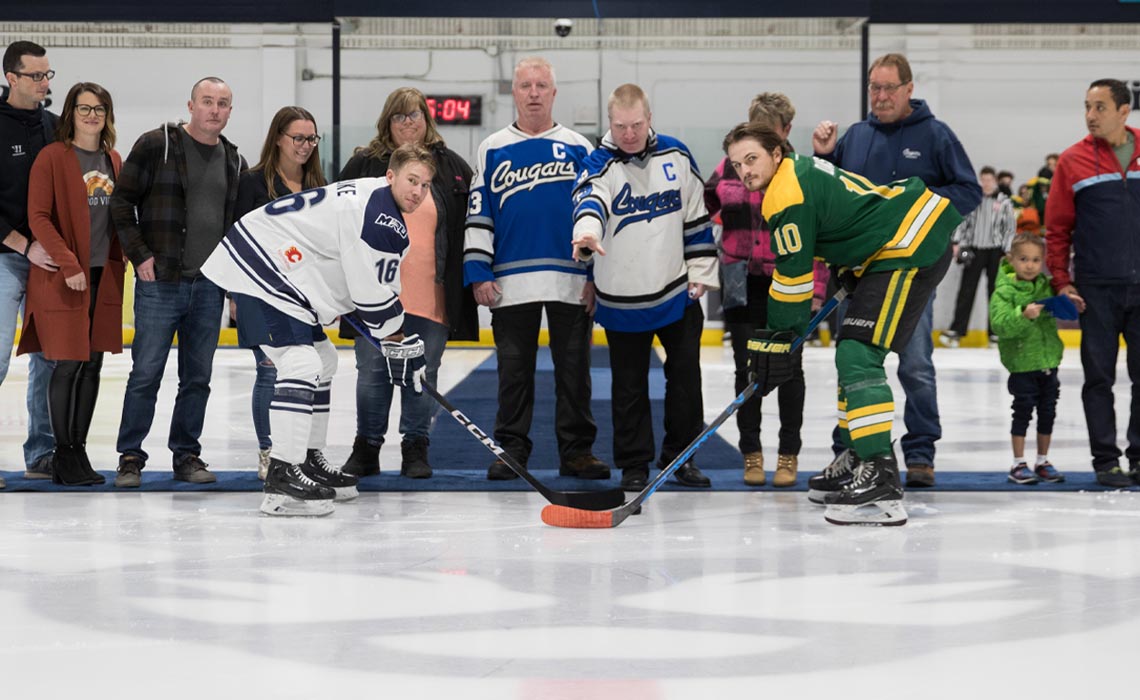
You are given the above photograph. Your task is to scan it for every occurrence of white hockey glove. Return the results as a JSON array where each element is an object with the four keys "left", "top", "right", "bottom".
[{"left": 380, "top": 334, "right": 426, "bottom": 393}]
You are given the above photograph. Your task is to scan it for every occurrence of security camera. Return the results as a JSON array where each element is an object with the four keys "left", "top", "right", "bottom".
[{"left": 554, "top": 18, "right": 573, "bottom": 38}]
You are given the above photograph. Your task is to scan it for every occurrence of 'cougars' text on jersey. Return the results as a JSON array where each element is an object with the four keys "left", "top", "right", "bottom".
[{"left": 463, "top": 123, "right": 592, "bottom": 308}]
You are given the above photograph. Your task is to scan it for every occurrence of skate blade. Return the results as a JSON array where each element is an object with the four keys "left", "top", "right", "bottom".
[
  {"left": 823, "top": 500, "right": 907, "bottom": 527},
  {"left": 333, "top": 485, "right": 359, "bottom": 502},
  {"left": 260, "top": 493, "right": 335, "bottom": 517},
  {"left": 806, "top": 489, "right": 831, "bottom": 505}
]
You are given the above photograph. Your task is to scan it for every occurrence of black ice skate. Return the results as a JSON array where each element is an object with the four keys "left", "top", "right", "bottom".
[
  {"left": 822, "top": 451, "right": 907, "bottom": 526},
  {"left": 260, "top": 459, "right": 336, "bottom": 517},
  {"left": 807, "top": 449, "right": 856, "bottom": 504},
  {"left": 301, "top": 449, "right": 360, "bottom": 501}
]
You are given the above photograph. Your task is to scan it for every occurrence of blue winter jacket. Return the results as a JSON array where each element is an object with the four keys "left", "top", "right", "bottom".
[{"left": 818, "top": 99, "right": 982, "bottom": 217}]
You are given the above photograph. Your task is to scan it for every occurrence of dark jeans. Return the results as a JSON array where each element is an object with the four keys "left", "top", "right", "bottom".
[
  {"left": 353, "top": 314, "right": 450, "bottom": 441},
  {"left": 490, "top": 301, "right": 597, "bottom": 465},
  {"left": 116, "top": 276, "right": 224, "bottom": 463},
  {"left": 724, "top": 274, "right": 804, "bottom": 454},
  {"left": 605, "top": 302, "right": 704, "bottom": 470},
  {"left": 251, "top": 347, "right": 275, "bottom": 450},
  {"left": 1077, "top": 283, "right": 1140, "bottom": 470},
  {"left": 949, "top": 247, "right": 1003, "bottom": 336},
  {"left": 1008, "top": 369, "right": 1060, "bottom": 437}
]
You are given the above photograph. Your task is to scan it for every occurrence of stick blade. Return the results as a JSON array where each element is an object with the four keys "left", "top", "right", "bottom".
[
  {"left": 541, "top": 504, "right": 616, "bottom": 529},
  {"left": 551, "top": 488, "right": 626, "bottom": 511}
]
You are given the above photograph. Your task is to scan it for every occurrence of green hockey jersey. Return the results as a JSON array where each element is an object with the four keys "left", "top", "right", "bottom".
[{"left": 761, "top": 152, "right": 963, "bottom": 334}]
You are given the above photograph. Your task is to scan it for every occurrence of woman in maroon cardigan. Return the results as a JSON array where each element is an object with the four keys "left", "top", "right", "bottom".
[{"left": 21, "top": 82, "right": 125, "bottom": 486}]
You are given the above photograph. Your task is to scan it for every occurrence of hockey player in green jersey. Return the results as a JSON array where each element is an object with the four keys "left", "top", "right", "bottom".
[{"left": 723, "top": 122, "right": 963, "bottom": 525}]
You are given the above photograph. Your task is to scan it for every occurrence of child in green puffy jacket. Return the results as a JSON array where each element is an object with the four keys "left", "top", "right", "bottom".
[{"left": 989, "top": 233, "right": 1065, "bottom": 484}]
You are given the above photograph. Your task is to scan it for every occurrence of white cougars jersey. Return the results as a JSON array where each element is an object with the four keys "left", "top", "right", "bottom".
[
  {"left": 200, "top": 178, "right": 408, "bottom": 340},
  {"left": 572, "top": 130, "right": 717, "bottom": 332},
  {"left": 463, "top": 123, "right": 592, "bottom": 307}
]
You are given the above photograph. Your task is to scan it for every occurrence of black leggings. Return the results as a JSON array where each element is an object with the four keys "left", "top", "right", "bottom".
[{"left": 48, "top": 267, "right": 105, "bottom": 448}]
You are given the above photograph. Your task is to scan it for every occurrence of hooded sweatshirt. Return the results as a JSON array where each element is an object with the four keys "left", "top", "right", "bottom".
[
  {"left": 0, "top": 100, "right": 58, "bottom": 252},
  {"left": 818, "top": 99, "right": 982, "bottom": 217}
]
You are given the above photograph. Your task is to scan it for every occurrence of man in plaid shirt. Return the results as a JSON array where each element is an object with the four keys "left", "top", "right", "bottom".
[{"left": 109, "top": 76, "right": 245, "bottom": 488}]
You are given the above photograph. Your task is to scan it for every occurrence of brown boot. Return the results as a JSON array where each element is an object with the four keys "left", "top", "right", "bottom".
[
  {"left": 743, "top": 451, "right": 765, "bottom": 485},
  {"left": 773, "top": 453, "right": 798, "bottom": 487}
]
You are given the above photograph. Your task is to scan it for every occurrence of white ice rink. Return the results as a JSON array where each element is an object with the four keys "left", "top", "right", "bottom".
[{"left": 2, "top": 344, "right": 1138, "bottom": 699}]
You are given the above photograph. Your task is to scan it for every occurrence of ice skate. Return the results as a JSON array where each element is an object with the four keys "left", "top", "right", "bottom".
[
  {"left": 807, "top": 449, "right": 856, "bottom": 504},
  {"left": 260, "top": 459, "right": 335, "bottom": 517},
  {"left": 301, "top": 448, "right": 359, "bottom": 501},
  {"left": 823, "top": 451, "right": 907, "bottom": 526}
]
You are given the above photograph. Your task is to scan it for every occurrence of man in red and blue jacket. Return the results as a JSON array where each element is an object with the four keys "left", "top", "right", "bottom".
[{"left": 1045, "top": 78, "right": 1140, "bottom": 488}]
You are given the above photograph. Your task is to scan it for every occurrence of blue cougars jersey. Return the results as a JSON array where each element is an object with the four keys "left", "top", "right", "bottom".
[{"left": 463, "top": 123, "right": 592, "bottom": 307}]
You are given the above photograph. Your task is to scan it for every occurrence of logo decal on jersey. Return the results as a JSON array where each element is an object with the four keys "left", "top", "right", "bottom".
[
  {"left": 375, "top": 212, "right": 408, "bottom": 239},
  {"left": 663, "top": 162, "right": 677, "bottom": 181},
  {"left": 490, "top": 159, "right": 578, "bottom": 205},
  {"left": 10, "top": 144, "right": 25, "bottom": 157},
  {"left": 610, "top": 184, "right": 682, "bottom": 234},
  {"left": 902, "top": 148, "right": 922, "bottom": 160},
  {"left": 276, "top": 243, "right": 305, "bottom": 269}
]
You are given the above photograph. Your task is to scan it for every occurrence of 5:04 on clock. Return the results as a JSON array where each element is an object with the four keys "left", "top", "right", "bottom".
[{"left": 425, "top": 95, "right": 482, "bottom": 125}]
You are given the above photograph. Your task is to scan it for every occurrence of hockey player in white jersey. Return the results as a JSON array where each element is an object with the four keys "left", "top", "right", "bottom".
[
  {"left": 463, "top": 56, "right": 610, "bottom": 482},
  {"left": 201, "top": 143, "right": 435, "bottom": 516},
  {"left": 571, "top": 83, "right": 719, "bottom": 491}
]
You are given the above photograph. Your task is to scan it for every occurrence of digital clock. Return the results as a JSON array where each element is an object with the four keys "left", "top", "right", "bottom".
[{"left": 425, "top": 95, "right": 482, "bottom": 126}]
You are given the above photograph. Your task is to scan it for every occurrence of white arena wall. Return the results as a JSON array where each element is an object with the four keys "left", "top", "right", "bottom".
[{"left": 4, "top": 18, "right": 1139, "bottom": 336}]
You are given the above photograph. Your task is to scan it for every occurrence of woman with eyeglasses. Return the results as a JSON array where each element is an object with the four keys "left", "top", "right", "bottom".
[
  {"left": 21, "top": 82, "right": 124, "bottom": 485},
  {"left": 337, "top": 87, "right": 476, "bottom": 479},
  {"left": 234, "top": 106, "right": 327, "bottom": 479}
]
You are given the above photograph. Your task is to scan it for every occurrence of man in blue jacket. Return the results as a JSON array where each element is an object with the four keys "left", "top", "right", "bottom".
[{"left": 811, "top": 52, "right": 981, "bottom": 488}]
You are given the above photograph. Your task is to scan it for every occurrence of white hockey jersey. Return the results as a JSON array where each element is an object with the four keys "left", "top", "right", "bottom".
[
  {"left": 463, "top": 123, "right": 592, "bottom": 307},
  {"left": 200, "top": 178, "right": 408, "bottom": 340},
  {"left": 572, "top": 130, "right": 718, "bottom": 332}
]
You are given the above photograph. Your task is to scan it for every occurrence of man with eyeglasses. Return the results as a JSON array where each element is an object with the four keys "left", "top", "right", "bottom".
[
  {"left": 109, "top": 76, "right": 246, "bottom": 488},
  {"left": 0, "top": 41, "right": 60, "bottom": 487},
  {"left": 811, "top": 52, "right": 981, "bottom": 490}
]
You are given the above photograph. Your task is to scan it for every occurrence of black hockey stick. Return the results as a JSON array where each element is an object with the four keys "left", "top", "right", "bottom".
[
  {"left": 542, "top": 287, "right": 848, "bottom": 528},
  {"left": 342, "top": 314, "right": 626, "bottom": 511}
]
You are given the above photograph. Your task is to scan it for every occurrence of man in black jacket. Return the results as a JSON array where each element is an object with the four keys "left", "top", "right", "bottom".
[
  {"left": 109, "top": 76, "right": 245, "bottom": 488},
  {"left": 0, "top": 41, "right": 60, "bottom": 487}
]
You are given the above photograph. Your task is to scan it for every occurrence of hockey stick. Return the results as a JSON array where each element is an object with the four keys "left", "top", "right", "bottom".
[
  {"left": 541, "top": 287, "right": 848, "bottom": 528},
  {"left": 342, "top": 314, "right": 626, "bottom": 511}
]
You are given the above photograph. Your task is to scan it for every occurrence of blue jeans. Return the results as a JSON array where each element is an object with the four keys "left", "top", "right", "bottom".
[
  {"left": 116, "top": 277, "right": 224, "bottom": 463},
  {"left": 831, "top": 294, "right": 941, "bottom": 466},
  {"left": 0, "top": 253, "right": 55, "bottom": 467},
  {"left": 353, "top": 314, "right": 449, "bottom": 442},
  {"left": 252, "top": 347, "right": 275, "bottom": 450}
]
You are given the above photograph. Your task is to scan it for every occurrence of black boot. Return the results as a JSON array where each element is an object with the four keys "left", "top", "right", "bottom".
[
  {"left": 342, "top": 435, "right": 381, "bottom": 477},
  {"left": 73, "top": 444, "right": 106, "bottom": 485},
  {"left": 71, "top": 355, "right": 105, "bottom": 485},
  {"left": 400, "top": 437, "right": 433, "bottom": 479},
  {"left": 51, "top": 445, "right": 98, "bottom": 486}
]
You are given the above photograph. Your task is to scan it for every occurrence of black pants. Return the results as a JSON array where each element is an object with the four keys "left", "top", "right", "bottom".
[
  {"left": 48, "top": 267, "right": 104, "bottom": 449},
  {"left": 1008, "top": 369, "right": 1060, "bottom": 437},
  {"left": 949, "top": 247, "right": 1003, "bottom": 336},
  {"left": 490, "top": 301, "right": 597, "bottom": 465},
  {"left": 605, "top": 302, "right": 705, "bottom": 470},
  {"left": 724, "top": 273, "right": 804, "bottom": 455},
  {"left": 1078, "top": 283, "right": 1140, "bottom": 470}
]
